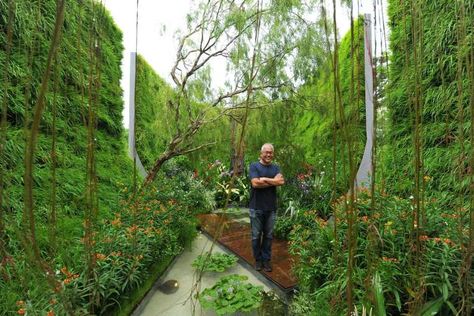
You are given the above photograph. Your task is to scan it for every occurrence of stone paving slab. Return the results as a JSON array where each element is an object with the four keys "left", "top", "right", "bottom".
[{"left": 133, "top": 232, "right": 273, "bottom": 316}]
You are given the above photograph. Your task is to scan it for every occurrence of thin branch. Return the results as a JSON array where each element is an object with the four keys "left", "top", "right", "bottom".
[{"left": 178, "top": 142, "right": 216, "bottom": 155}]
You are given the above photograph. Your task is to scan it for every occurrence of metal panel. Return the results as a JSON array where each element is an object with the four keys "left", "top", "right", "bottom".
[
  {"left": 128, "top": 52, "right": 147, "bottom": 177},
  {"left": 355, "top": 14, "right": 374, "bottom": 189}
]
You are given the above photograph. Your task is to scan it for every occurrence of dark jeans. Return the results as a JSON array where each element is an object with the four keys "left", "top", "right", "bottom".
[{"left": 249, "top": 209, "right": 276, "bottom": 262}]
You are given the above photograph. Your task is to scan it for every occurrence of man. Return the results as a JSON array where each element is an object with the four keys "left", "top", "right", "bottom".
[{"left": 248, "top": 143, "right": 285, "bottom": 272}]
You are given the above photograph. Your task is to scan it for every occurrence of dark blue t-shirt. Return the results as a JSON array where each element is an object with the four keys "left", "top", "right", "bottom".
[{"left": 249, "top": 162, "right": 280, "bottom": 211}]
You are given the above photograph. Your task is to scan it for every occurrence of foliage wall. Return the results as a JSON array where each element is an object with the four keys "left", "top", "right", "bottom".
[
  {"left": 0, "top": 0, "right": 131, "bottom": 219},
  {"left": 384, "top": 0, "right": 474, "bottom": 201},
  {"left": 0, "top": 0, "right": 159, "bottom": 313},
  {"left": 134, "top": 55, "right": 231, "bottom": 173}
]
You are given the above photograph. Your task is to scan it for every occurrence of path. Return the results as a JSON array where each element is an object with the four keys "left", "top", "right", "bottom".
[{"left": 132, "top": 232, "right": 273, "bottom": 316}]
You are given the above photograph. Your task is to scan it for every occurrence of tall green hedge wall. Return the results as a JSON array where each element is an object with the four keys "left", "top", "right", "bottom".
[
  {"left": 0, "top": 0, "right": 133, "bottom": 247},
  {"left": 385, "top": 1, "right": 474, "bottom": 200}
]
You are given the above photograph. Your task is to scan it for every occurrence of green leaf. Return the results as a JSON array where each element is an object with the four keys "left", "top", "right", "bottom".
[
  {"left": 419, "top": 297, "right": 444, "bottom": 316},
  {"left": 373, "top": 272, "right": 386, "bottom": 316}
]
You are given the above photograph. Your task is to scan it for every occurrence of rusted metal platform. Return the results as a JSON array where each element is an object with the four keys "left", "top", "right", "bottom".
[{"left": 197, "top": 213, "right": 297, "bottom": 291}]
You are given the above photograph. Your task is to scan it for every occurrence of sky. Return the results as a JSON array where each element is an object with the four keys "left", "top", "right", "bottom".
[{"left": 103, "top": 0, "right": 388, "bottom": 127}]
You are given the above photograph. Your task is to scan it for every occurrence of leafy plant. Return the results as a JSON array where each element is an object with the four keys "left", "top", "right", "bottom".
[
  {"left": 214, "top": 163, "right": 250, "bottom": 208},
  {"left": 273, "top": 215, "right": 296, "bottom": 240},
  {"left": 197, "top": 274, "right": 263, "bottom": 315},
  {"left": 288, "top": 189, "right": 471, "bottom": 315},
  {"left": 192, "top": 252, "right": 238, "bottom": 273}
]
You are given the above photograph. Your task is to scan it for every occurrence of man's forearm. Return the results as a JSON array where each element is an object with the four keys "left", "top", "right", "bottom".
[
  {"left": 261, "top": 177, "right": 285, "bottom": 186},
  {"left": 251, "top": 175, "right": 285, "bottom": 188},
  {"left": 251, "top": 178, "right": 272, "bottom": 188}
]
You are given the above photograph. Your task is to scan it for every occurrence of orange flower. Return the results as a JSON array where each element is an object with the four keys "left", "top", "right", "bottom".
[
  {"left": 111, "top": 217, "right": 122, "bottom": 227},
  {"left": 382, "top": 256, "right": 399, "bottom": 263},
  {"left": 54, "top": 283, "right": 63, "bottom": 293},
  {"left": 17, "top": 309, "right": 26, "bottom": 315},
  {"left": 95, "top": 253, "right": 107, "bottom": 261},
  {"left": 443, "top": 238, "right": 455, "bottom": 246},
  {"left": 127, "top": 225, "right": 139, "bottom": 234},
  {"left": 64, "top": 278, "right": 72, "bottom": 285},
  {"left": 315, "top": 217, "right": 328, "bottom": 227},
  {"left": 54, "top": 284, "right": 62, "bottom": 293},
  {"left": 47, "top": 310, "right": 55, "bottom": 316},
  {"left": 419, "top": 235, "right": 429, "bottom": 241},
  {"left": 144, "top": 227, "right": 153, "bottom": 235}
]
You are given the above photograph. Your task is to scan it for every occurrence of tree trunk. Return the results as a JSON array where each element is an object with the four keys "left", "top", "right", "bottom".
[{"left": 144, "top": 151, "right": 175, "bottom": 186}]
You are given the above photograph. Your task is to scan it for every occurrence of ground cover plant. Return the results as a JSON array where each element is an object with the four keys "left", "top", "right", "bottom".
[
  {"left": 197, "top": 274, "right": 264, "bottom": 315},
  {"left": 192, "top": 252, "right": 238, "bottom": 273}
]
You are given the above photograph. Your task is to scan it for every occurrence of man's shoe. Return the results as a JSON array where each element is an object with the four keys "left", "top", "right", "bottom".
[
  {"left": 263, "top": 261, "right": 272, "bottom": 272},
  {"left": 255, "top": 261, "right": 263, "bottom": 271}
]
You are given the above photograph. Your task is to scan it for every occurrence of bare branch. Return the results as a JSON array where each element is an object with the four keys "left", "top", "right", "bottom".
[
  {"left": 210, "top": 82, "right": 288, "bottom": 107},
  {"left": 178, "top": 142, "right": 216, "bottom": 156}
]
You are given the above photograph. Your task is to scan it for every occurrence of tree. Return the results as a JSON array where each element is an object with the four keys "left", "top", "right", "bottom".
[{"left": 143, "top": 0, "right": 324, "bottom": 185}]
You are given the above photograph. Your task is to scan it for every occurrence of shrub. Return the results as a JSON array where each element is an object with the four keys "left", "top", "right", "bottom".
[{"left": 288, "top": 190, "right": 470, "bottom": 315}]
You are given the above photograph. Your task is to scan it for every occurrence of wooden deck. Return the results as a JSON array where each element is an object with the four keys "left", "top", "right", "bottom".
[{"left": 197, "top": 213, "right": 297, "bottom": 291}]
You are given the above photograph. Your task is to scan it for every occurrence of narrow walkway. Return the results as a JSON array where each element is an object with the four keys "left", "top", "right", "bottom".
[
  {"left": 197, "top": 208, "right": 297, "bottom": 291},
  {"left": 133, "top": 232, "right": 272, "bottom": 316}
]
